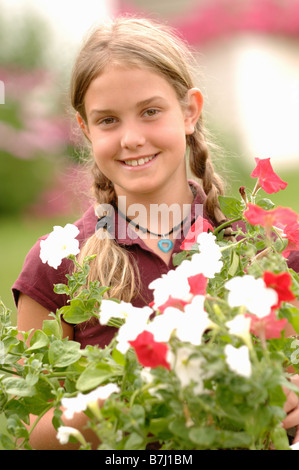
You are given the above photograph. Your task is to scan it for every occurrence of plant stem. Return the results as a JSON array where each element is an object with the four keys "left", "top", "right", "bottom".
[
  {"left": 0, "top": 366, "right": 21, "bottom": 376},
  {"left": 213, "top": 217, "right": 243, "bottom": 236}
]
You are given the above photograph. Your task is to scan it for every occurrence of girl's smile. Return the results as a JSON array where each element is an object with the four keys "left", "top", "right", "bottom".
[
  {"left": 78, "top": 65, "right": 202, "bottom": 203},
  {"left": 120, "top": 152, "right": 159, "bottom": 168}
]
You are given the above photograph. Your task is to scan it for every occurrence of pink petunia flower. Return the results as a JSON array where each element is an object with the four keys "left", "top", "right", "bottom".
[
  {"left": 129, "top": 330, "right": 171, "bottom": 370},
  {"left": 244, "top": 204, "right": 298, "bottom": 229},
  {"left": 251, "top": 157, "right": 288, "bottom": 194},
  {"left": 280, "top": 223, "right": 299, "bottom": 258},
  {"left": 187, "top": 273, "right": 208, "bottom": 296},
  {"left": 246, "top": 311, "right": 287, "bottom": 340},
  {"left": 244, "top": 204, "right": 299, "bottom": 256},
  {"left": 155, "top": 296, "right": 189, "bottom": 314}
]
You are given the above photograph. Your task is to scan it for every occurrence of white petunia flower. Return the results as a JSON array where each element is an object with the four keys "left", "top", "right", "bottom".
[
  {"left": 40, "top": 224, "right": 80, "bottom": 269},
  {"left": 146, "top": 307, "right": 184, "bottom": 343},
  {"left": 148, "top": 268, "right": 192, "bottom": 309},
  {"left": 175, "top": 296, "right": 217, "bottom": 346},
  {"left": 99, "top": 300, "right": 152, "bottom": 325},
  {"left": 61, "top": 383, "right": 120, "bottom": 420},
  {"left": 178, "top": 233, "right": 223, "bottom": 280},
  {"left": 56, "top": 426, "right": 84, "bottom": 446},
  {"left": 172, "top": 346, "right": 205, "bottom": 394},
  {"left": 83, "top": 383, "right": 120, "bottom": 404},
  {"left": 226, "top": 314, "right": 252, "bottom": 349},
  {"left": 224, "top": 344, "right": 252, "bottom": 378},
  {"left": 115, "top": 307, "right": 152, "bottom": 354},
  {"left": 197, "top": 231, "right": 222, "bottom": 255},
  {"left": 148, "top": 233, "right": 223, "bottom": 309},
  {"left": 61, "top": 392, "right": 88, "bottom": 420},
  {"left": 225, "top": 275, "right": 278, "bottom": 318}
]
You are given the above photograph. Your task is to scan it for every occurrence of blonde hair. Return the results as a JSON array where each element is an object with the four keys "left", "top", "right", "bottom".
[{"left": 70, "top": 16, "right": 226, "bottom": 302}]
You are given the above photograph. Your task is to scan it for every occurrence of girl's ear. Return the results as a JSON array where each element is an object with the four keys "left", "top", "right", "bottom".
[
  {"left": 184, "top": 88, "right": 204, "bottom": 135},
  {"left": 76, "top": 112, "right": 91, "bottom": 141}
]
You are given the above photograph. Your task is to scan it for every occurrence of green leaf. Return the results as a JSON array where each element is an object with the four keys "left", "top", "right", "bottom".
[
  {"left": 27, "top": 330, "right": 49, "bottom": 352},
  {"left": 6, "top": 414, "right": 29, "bottom": 440},
  {"left": 256, "top": 198, "right": 275, "bottom": 210},
  {"left": 188, "top": 426, "right": 216, "bottom": 447},
  {"left": 53, "top": 283, "right": 69, "bottom": 295},
  {"left": 214, "top": 430, "right": 252, "bottom": 449},
  {"left": 168, "top": 419, "right": 191, "bottom": 442},
  {"left": 228, "top": 251, "right": 240, "bottom": 277},
  {"left": 76, "top": 362, "right": 115, "bottom": 392},
  {"left": 280, "top": 304, "right": 299, "bottom": 334},
  {"left": 0, "top": 433, "right": 15, "bottom": 450},
  {"left": 48, "top": 340, "right": 82, "bottom": 368},
  {"left": 270, "top": 425, "right": 290, "bottom": 450},
  {"left": 124, "top": 432, "right": 145, "bottom": 450},
  {"left": 42, "top": 319, "right": 61, "bottom": 339},
  {"left": 218, "top": 195, "right": 243, "bottom": 218},
  {"left": 2, "top": 377, "right": 35, "bottom": 397},
  {"left": 60, "top": 299, "right": 94, "bottom": 324},
  {"left": 112, "top": 348, "right": 125, "bottom": 366}
]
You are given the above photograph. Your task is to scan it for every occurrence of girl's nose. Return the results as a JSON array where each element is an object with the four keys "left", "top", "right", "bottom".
[{"left": 120, "top": 125, "right": 146, "bottom": 150}]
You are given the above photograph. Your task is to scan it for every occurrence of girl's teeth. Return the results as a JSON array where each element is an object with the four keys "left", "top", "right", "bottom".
[{"left": 124, "top": 155, "right": 155, "bottom": 166}]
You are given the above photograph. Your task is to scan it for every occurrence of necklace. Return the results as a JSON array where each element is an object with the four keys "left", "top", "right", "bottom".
[{"left": 116, "top": 206, "right": 190, "bottom": 253}]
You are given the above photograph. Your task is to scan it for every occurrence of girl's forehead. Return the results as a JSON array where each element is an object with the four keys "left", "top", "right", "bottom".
[{"left": 86, "top": 65, "right": 177, "bottom": 102}]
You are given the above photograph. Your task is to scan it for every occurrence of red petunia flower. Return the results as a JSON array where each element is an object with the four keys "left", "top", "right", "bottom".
[
  {"left": 180, "top": 216, "right": 214, "bottom": 251},
  {"left": 187, "top": 273, "right": 208, "bottom": 296},
  {"left": 263, "top": 271, "right": 295, "bottom": 309},
  {"left": 129, "top": 330, "right": 170, "bottom": 370},
  {"left": 246, "top": 311, "right": 287, "bottom": 340},
  {"left": 251, "top": 157, "right": 288, "bottom": 194}
]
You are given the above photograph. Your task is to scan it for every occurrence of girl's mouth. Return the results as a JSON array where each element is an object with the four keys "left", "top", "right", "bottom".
[{"left": 121, "top": 153, "right": 158, "bottom": 168}]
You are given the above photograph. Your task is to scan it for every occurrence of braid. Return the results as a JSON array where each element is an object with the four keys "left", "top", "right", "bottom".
[
  {"left": 90, "top": 162, "right": 116, "bottom": 204},
  {"left": 188, "top": 120, "right": 233, "bottom": 236},
  {"left": 77, "top": 164, "right": 140, "bottom": 302}
]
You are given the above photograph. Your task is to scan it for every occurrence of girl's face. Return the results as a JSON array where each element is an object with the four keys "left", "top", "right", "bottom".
[{"left": 78, "top": 65, "right": 203, "bottom": 202}]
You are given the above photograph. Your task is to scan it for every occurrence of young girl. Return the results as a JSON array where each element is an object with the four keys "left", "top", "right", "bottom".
[{"left": 12, "top": 16, "right": 299, "bottom": 449}]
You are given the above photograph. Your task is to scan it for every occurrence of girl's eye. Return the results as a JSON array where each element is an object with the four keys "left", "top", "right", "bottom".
[
  {"left": 144, "top": 108, "right": 159, "bottom": 118},
  {"left": 99, "top": 117, "right": 117, "bottom": 126}
]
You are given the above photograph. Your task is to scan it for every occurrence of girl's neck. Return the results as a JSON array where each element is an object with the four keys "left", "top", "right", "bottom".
[{"left": 115, "top": 181, "right": 195, "bottom": 233}]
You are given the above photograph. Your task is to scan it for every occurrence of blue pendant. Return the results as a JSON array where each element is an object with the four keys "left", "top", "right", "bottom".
[{"left": 158, "top": 239, "right": 173, "bottom": 253}]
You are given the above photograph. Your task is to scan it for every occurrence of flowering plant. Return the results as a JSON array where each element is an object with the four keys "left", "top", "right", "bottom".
[{"left": 1, "top": 157, "right": 299, "bottom": 451}]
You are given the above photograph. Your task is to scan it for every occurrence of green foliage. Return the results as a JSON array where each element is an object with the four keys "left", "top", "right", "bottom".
[{"left": 0, "top": 153, "right": 54, "bottom": 216}]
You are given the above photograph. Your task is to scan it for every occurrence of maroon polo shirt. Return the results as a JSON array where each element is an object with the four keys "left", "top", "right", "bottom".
[
  {"left": 12, "top": 183, "right": 299, "bottom": 349},
  {"left": 12, "top": 183, "right": 210, "bottom": 348}
]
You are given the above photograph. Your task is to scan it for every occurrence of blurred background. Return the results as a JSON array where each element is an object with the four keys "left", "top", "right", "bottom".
[{"left": 1, "top": 0, "right": 299, "bottom": 317}]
